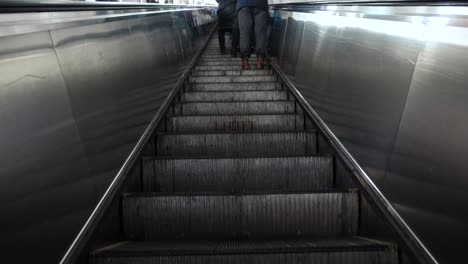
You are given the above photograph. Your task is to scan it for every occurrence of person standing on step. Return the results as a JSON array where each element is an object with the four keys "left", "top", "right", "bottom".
[
  {"left": 237, "top": 0, "right": 268, "bottom": 70},
  {"left": 217, "top": 0, "right": 240, "bottom": 57}
]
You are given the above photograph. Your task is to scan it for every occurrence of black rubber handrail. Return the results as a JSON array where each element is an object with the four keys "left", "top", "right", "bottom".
[
  {"left": 269, "top": 0, "right": 468, "bottom": 7},
  {"left": 270, "top": 60, "right": 438, "bottom": 264},
  {"left": 59, "top": 25, "right": 217, "bottom": 264},
  {"left": 0, "top": 0, "right": 215, "bottom": 13}
]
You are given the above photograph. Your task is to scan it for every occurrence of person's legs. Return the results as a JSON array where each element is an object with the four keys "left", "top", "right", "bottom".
[
  {"left": 218, "top": 27, "right": 226, "bottom": 53},
  {"left": 238, "top": 7, "right": 253, "bottom": 69},
  {"left": 254, "top": 9, "right": 268, "bottom": 68},
  {"left": 231, "top": 27, "right": 240, "bottom": 57}
]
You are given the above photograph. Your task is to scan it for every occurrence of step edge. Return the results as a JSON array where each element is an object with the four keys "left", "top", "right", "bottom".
[
  {"left": 122, "top": 189, "right": 358, "bottom": 198},
  {"left": 165, "top": 113, "right": 303, "bottom": 118},
  {"left": 91, "top": 238, "right": 395, "bottom": 257},
  {"left": 141, "top": 154, "right": 332, "bottom": 161},
  {"left": 156, "top": 130, "right": 317, "bottom": 136}
]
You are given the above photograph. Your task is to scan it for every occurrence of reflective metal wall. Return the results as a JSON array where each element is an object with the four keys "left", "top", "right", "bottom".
[
  {"left": 270, "top": 5, "right": 468, "bottom": 263},
  {"left": 0, "top": 8, "right": 215, "bottom": 263}
]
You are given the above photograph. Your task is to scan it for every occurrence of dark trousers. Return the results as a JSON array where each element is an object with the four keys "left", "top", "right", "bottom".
[
  {"left": 238, "top": 7, "right": 267, "bottom": 58},
  {"left": 218, "top": 27, "right": 240, "bottom": 51}
]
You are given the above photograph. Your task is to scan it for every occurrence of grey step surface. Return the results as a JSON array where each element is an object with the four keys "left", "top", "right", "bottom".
[
  {"left": 202, "top": 52, "right": 233, "bottom": 57},
  {"left": 199, "top": 57, "right": 242, "bottom": 62},
  {"left": 91, "top": 238, "right": 398, "bottom": 264},
  {"left": 180, "top": 91, "right": 288, "bottom": 102},
  {"left": 155, "top": 131, "right": 317, "bottom": 157},
  {"left": 173, "top": 101, "right": 296, "bottom": 115},
  {"left": 195, "top": 65, "right": 243, "bottom": 71},
  {"left": 196, "top": 61, "right": 251, "bottom": 66},
  {"left": 142, "top": 156, "right": 333, "bottom": 192},
  {"left": 165, "top": 114, "right": 304, "bottom": 133},
  {"left": 190, "top": 75, "right": 277, "bottom": 83},
  {"left": 122, "top": 191, "right": 358, "bottom": 240},
  {"left": 192, "top": 70, "right": 272, "bottom": 76},
  {"left": 199, "top": 55, "right": 239, "bottom": 59},
  {"left": 190, "top": 82, "right": 281, "bottom": 92}
]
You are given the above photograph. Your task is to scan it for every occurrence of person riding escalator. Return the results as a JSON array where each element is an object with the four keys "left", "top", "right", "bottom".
[{"left": 217, "top": 0, "right": 240, "bottom": 57}]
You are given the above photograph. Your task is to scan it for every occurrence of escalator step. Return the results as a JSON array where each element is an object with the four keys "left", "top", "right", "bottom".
[
  {"left": 91, "top": 238, "right": 398, "bottom": 264},
  {"left": 180, "top": 91, "right": 288, "bottom": 102},
  {"left": 197, "top": 61, "right": 250, "bottom": 66},
  {"left": 199, "top": 55, "right": 238, "bottom": 59},
  {"left": 190, "top": 82, "right": 281, "bottom": 92},
  {"left": 142, "top": 156, "right": 332, "bottom": 192},
  {"left": 173, "top": 101, "right": 295, "bottom": 115},
  {"left": 155, "top": 131, "right": 317, "bottom": 157},
  {"left": 199, "top": 57, "right": 242, "bottom": 62},
  {"left": 122, "top": 191, "right": 358, "bottom": 240},
  {"left": 165, "top": 114, "right": 304, "bottom": 133},
  {"left": 192, "top": 70, "right": 272, "bottom": 76},
  {"left": 195, "top": 65, "right": 242, "bottom": 71},
  {"left": 190, "top": 75, "right": 277, "bottom": 83}
]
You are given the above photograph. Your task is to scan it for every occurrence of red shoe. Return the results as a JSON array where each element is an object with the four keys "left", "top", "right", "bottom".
[
  {"left": 242, "top": 57, "right": 250, "bottom": 70},
  {"left": 256, "top": 56, "right": 265, "bottom": 70}
]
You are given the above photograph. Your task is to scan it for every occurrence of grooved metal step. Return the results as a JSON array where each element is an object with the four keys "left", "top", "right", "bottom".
[
  {"left": 91, "top": 238, "right": 398, "bottom": 264},
  {"left": 200, "top": 55, "right": 238, "bottom": 59},
  {"left": 195, "top": 65, "right": 242, "bottom": 71},
  {"left": 122, "top": 191, "right": 358, "bottom": 240},
  {"left": 202, "top": 51, "right": 233, "bottom": 54},
  {"left": 190, "top": 75, "right": 277, "bottom": 83},
  {"left": 142, "top": 156, "right": 333, "bottom": 192},
  {"left": 192, "top": 70, "right": 272, "bottom": 76},
  {"left": 190, "top": 82, "right": 281, "bottom": 92},
  {"left": 165, "top": 114, "right": 304, "bottom": 133},
  {"left": 181, "top": 91, "right": 288, "bottom": 102},
  {"left": 202, "top": 52, "right": 231, "bottom": 56},
  {"left": 199, "top": 57, "right": 242, "bottom": 62},
  {"left": 173, "top": 101, "right": 296, "bottom": 115},
  {"left": 196, "top": 61, "right": 250, "bottom": 66},
  {"left": 155, "top": 131, "right": 317, "bottom": 157}
]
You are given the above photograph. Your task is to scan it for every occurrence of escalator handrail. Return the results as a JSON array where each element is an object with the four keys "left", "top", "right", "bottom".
[
  {"left": 268, "top": 0, "right": 468, "bottom": 7},
  {"left": 270, "top": 59, "right": 439, "bottom": 264},
  {"left": 0, "top": 0, "right": 215, "bottom": 13}
]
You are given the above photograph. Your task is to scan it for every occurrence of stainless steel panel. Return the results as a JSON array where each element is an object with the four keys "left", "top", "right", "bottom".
[
  {"left": 0, "top": 8, "right": 214, "bottom": 264},
  {"left": 0, "top": 30, "right": 93, "bottom": 263},
  {"left": 271, "top": 5, "right": 468, "bottom": 263},
  {"left": 385, "top": 23, "right": 468, "bottom": 263}
]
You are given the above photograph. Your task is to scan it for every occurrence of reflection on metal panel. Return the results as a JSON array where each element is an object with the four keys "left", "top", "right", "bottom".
[
  {"left": 271, "top": 5, "right": 468, "bottom": 263},
  {"left": 0, "top": 8, "right": 214, "bottom": 264}
]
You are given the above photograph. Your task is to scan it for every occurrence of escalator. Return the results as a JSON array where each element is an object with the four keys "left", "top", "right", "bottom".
[{"left": 88, "top": 35, "right": 399, "bottom": 264}]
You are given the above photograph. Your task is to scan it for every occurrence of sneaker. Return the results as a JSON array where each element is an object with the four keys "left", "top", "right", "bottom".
[
  {"left": 256, "top": 56, "right": 265, "bottom": 70},
  {"left": 242, "top": 57, "right": 250, "bottom": 70},
  {"left": 231, "top": 49, "right": 237, "bottom": 58}
]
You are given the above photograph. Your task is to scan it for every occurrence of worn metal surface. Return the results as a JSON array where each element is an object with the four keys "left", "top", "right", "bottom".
[
  {"left": 91, "top": 238, "right": 397, "bottom": 264},
  {"left": 181, "top": 91, "right": 288, "bottom": 102},
  {"left": 173, "top": 101, "right": 296, "bottom": 115},
  {"left": 189, "top": 75, "right": 278, "bottom": 83},
  {"left": 270, "top": 4, "right": 468, "bottom": 263},
  {"left": 192, "top": 69, "right": 273, "bottom": 76},
  {"left": 0, "top": 7, "right": 215, "bottom": 264},
  {"left": 122, "top": 192, "right": 358, "bottom": 239},
  {"left": 166, "top": 114, "right": 304, "bottom": 132},
  {"left": 156, "top": 131, "right": 317, "bottom": 157},
  {"left": 142, "top": 156, "right": 333, "bottom": 192},
  {"left": 189, "top": 82, "right": 282, "bottom": 91}
]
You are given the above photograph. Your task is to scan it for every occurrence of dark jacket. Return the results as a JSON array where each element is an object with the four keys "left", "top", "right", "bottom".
[
  {"left": 217, "top": 0, "right": 237, "bottom": 29},
  {"left": 236, "top": 0, "right": 268, "bottom": 12}
]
